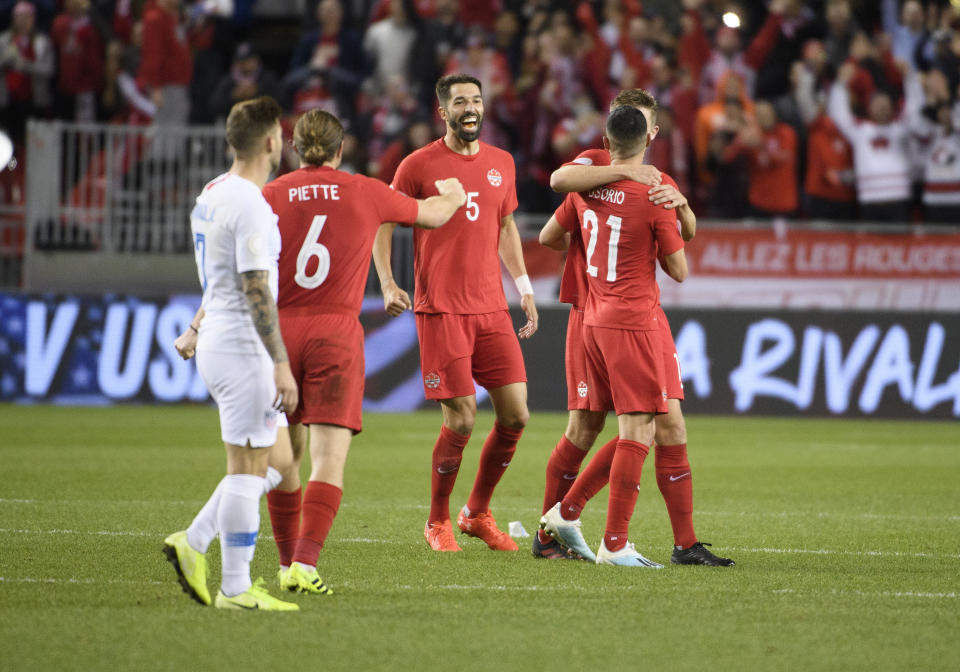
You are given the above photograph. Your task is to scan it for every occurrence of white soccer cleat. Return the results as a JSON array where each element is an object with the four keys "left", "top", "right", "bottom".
[
  {"left": 539, "top": 502, "right": 597, "bottom": 563},
  {"left": 596, "top": 540, "right": 664, "bottom": 568}
]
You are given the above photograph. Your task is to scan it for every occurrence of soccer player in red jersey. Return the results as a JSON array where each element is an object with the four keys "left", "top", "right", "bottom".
[
  {"left": 539, "top": 90, "right": 734, "bottom": 566},
  {"left": 373, "top": 74, "right": 538, "bottom": 552},
  {"left": 540, "top": 105, "right": 687, "bottom": 566},
  {"left": 260, "top": 109, "right": 467, "bottom": 592}
]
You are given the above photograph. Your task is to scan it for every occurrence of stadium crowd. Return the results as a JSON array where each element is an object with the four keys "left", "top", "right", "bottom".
[{"left": 2, "top": 0, "right": 960, "bottom": 221}]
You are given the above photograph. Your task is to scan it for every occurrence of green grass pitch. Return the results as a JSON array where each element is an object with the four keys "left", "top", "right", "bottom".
[{"left": 1, "top": 405, "right": 958, "bottom": 671}]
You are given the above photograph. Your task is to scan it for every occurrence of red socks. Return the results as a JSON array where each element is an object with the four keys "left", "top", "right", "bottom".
[
  {"left": 466, "top": 422, "right": 523, "bottom": 515},
  {"left": 266, "top": 487, "right": 302, "bottom": 567},
  {"left": 538, "top": 435, "right": 588, "bottom": 542},
  {"left": 542, "top": 435, "right": 588, "bottom": 514},
  {"left": 291, "top": 481, "right": 342, "bottom": 567},
  {"left": 559, "top": 437, "right": 617, "bottom": 521},
  {"left": 603, "top": 439, "right": 650, "bottom": 552},
  {"left": 655, "top": 443, "right": 697, "bottom": 549},
  {"left": 429, "top": 425, "right": 470, "bottom": 524}
]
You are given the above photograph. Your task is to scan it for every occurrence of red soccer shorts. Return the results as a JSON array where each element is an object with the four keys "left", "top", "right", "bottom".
[
  {"left": 656, "top": 306, "right": 684, "bottom": 401},
  {"left": 415, "top": 311, "right": 527, "bottom": 400},
  {"left": 279, "top": 310, "right": 364, "bottom": 433},
  {"left": 564, "top": 307, "right": 592, "bottom": 411},
  {"left": 583, "top": 324, "right": 669, "bottom": 416}
]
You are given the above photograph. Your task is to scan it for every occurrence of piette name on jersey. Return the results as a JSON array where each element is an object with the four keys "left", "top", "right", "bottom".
[{"left": 288, "top": 184, "right": 342, "bottom": 202}]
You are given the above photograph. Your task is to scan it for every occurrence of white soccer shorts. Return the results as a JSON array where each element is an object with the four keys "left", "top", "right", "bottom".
[{"left": 196, "top": 349, "right": 280, "bottom": 449}]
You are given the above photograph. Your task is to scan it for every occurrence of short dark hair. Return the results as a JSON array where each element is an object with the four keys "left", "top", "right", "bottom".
[
  {"left": 436, "top": 73, "right": 483, "bottom": 107},
  {"left": 605, "top": 105, "right": 648, "bottom": 159},
  {"left": 225, "top": 96, "right": 282, "bottom": 159}
]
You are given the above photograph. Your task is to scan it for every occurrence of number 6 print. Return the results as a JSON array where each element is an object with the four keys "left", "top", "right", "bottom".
[{"left": 294, "top": 215, "right": 331, "bottom": 289}]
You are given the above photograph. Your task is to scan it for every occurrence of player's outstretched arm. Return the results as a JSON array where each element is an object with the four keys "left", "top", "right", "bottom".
[
  {"left": 538, "top": 215, "right": 570, "bottom": 251},
  {"left": 662, "top": 249, "right": 688, "bottom": 283},
  {"left": 373, "top": 222, "right": 411, "bottom": 317},
  {"left": 648, "top": 183, "right": 697, "bottom": 241},
  {"left": 240, "top": 270, "right": 298, "bottom": 414},
  {"left": 549, "top": 162, "right": 662, "bottom": 193},
  {"left": 413, "top": 178, "right": 467, "bottom": 229},
  {"left": 499, "top": 213, "right": 538, "bottom": 339},
  {"left": 174, "top": 307, "right": 205, "bottom": 360}
]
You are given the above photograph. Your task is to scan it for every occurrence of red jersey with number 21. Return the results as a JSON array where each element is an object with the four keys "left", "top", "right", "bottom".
[
  {"left": 557, "top": 148, "right": 680, "bottom": 310},
  {"left": 392, "top": 138, "right": 518, "bottom": 315},
  {"left": 263, "top": 165, "right": 419, "bottom": 315},
  {"left": 554, "top": 176, "right": 684, "bottom": 331}
]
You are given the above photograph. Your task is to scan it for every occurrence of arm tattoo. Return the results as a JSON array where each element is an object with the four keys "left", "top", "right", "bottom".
[{"left": 240, "top": 270, "right": 289, "bottom": 364}]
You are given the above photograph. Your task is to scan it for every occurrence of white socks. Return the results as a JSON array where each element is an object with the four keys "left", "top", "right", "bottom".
[
  {"left": 186, "top": 477, "right": 225, "bottom": 553},
  {"left": 217, "top": 474, "right": 263, "bottom": 597},
  {"left": 184, "top": 467, "right": 283, "bottom": 554},
  {"left": 263, "top": 466, "right": 283, "bottom": 492}
]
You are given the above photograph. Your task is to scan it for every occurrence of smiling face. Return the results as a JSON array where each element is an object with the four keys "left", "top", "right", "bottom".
[{"left": 440, "top": 82, "right": 484, "bottom": 143}]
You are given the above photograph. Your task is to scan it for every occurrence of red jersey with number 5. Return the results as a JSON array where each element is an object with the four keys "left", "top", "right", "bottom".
[
  {"left": 392, "top": 138, "right": 518, "bottom": 315},
  {"left": 554, "top": 178, "right": 683, "bottom": 331},
  {"left": 263, "top": 165, "right": 419, "bottom": 315}
]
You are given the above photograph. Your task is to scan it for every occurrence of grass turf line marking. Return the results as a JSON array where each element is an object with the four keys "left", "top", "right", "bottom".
[
  {"left": 0, "top": 528, "right": 403, "bottom": 544},
  {"left": 3, "top": 576, "right": 955, "bottom": 600},
  {"left": 5, "top": 498, "right": 958, "bottom": 523},
  {"left": 391, "top": 584, "right": 958, "bottom": 599},
  {"left": 727, "top": 546, "right": 960, "bottom": 559},
  {"left": 0, "top": 576, "right": 167, "bottom": 586},
  {"left": 2, "top": 528, "right": 955, "bottom": 559}
]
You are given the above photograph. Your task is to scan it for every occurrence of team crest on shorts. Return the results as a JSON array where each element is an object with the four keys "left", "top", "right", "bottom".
[
  {"left": 487, "top": 168, "right": 502, "bottom": 186},
  {"left": 662, "top": 388, "right": 668, "bottom": 400},
  {"left": 264, "top": 411, "right": 278, "bottom": 430},
  {"left": 577, "top": 381, "right": 588, "bottom": 398},
  {"left": 424, "top": 371, "right": 441, "bottom": 389}
]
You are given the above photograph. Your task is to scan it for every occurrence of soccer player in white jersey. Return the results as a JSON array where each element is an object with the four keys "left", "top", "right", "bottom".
[{"left": 162, "top": 96, "right": 300, "bottom": 611}]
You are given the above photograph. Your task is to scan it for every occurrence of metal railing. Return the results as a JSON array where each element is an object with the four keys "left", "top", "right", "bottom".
[{"left": 26, "top": 120, "right": 231, "bottom": 255}]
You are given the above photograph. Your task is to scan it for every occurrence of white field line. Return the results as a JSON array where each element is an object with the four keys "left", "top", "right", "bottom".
[
  {"left": 1, "top": 576, "right": 955, "bottom": 600},
  {"left": 0, "top": 576, "right": 167, "bottom": 586},
  {"left": 2, "top": 499, "right": 958, "bottom": 523},
  {"left": 1, "top": 528, "right": 957, "bottom": 559},
  {"left": 725, "top": 546, "right": 960, "bottom": 559}
]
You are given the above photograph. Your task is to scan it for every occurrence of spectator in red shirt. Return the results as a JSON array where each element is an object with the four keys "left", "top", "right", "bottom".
[
  {"left": 51, "top": 0, "right": 103, "bottom": 122},
  {"left": 805, "top": 108, "right": 856, "bottom": 220},
  {"left": 138, "top": 0, "right": 192, "bottom": 136},
  {"left": 723, "top": 99, "right": 799, "bottom": 217},
  {"left": 288, "top": 0, "right": 366, "bottom": 122}
]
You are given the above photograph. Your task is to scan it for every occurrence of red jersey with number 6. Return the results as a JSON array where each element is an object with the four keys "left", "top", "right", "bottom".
[
  {"left": 263, "top": 165, "right": 419, "bottom": 315},
  {"left": 392, "top": 138, "right": 518, "bottom": 315},
  {"left": 554, "top": 177, "right": 684, "bottom": 331}
]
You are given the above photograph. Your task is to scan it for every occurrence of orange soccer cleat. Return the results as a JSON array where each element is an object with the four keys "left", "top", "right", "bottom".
[
  {"left": 424, "top": 519, "right": 463, "bottom": 552},
  {"left": 456, "top": 508, "right": 519, "bottom": 551}
]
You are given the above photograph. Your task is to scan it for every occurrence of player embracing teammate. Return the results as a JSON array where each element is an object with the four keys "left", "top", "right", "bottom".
[
  {"left": 539, "top": 91, "right": 734, "bottom": 567},
  {"left": 374, "top": 74, "right": 538, "bottom": 552}
]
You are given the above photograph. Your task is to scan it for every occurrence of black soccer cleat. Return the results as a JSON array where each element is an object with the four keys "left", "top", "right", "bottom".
[
  {"left": 671, "top": 542, "right": 735, "bottom": 567},
  {"left": 532, "top": 532, "right": 586, "bottom": 560}
]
